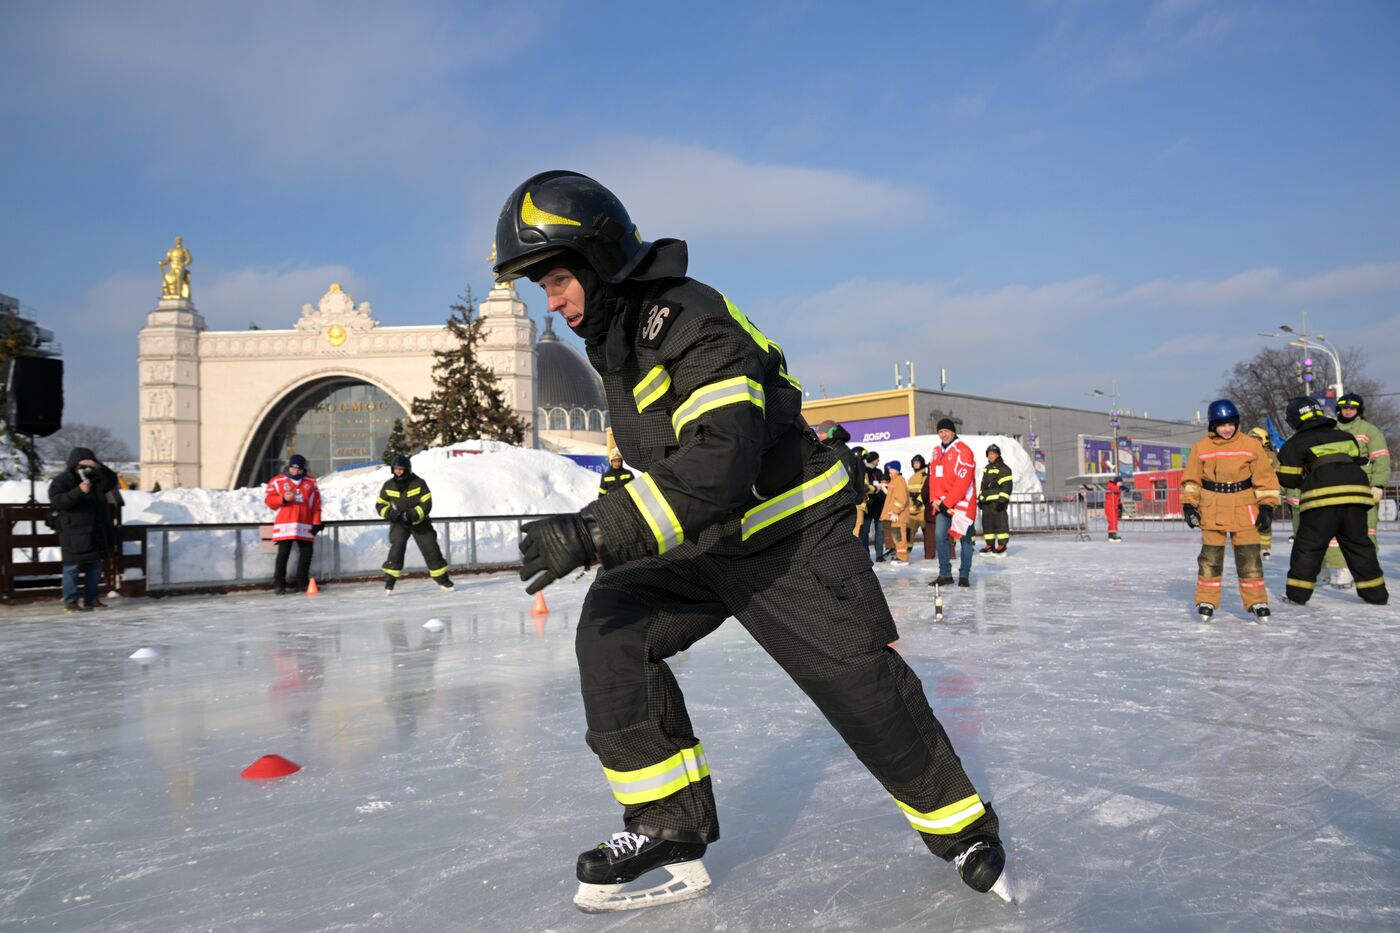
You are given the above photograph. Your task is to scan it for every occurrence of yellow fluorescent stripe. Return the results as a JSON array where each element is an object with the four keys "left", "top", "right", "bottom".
[
  {"left": 895, "top": 793, "right": 987, "bottom": 834},
  {"left": 780, "top": 369, "right": 802, "bottom": 392},
  {"left": 384, "top": 489, "right": 402, "bottom": 497},
  {"left": 604, "top": 745, "right": 710, "bottom": 805},
  {"left": 1301, "top": 484, "right": 1372, "bottom": 499},
  {"left": 520, "top": 191, "right": 581, "bottom": 227},
  {"left": 381, "top": 566, "right": 402, "bottom": 577},
  {"left": 429, "top": 565, "right": 449, "bottom": 577},
  {"left": 624, "top": 473, "right": 684, "bottom": 554},
  {"left": 1286, "top": 578, "right": 1315, "bottom": 589},
  {"left": 633, "top": 365, "right": 672, "bottom": 413},
  {"left": 406, "top": 487, "right": 422, "bottom": 497},
  {"left": 742, "top": 461, "right": 848, "bottom": 540},
  {"left": 1299, "top": 497, "right": 1375, "bottom": 510},
  {"left": 420, "top": 492, "right": 432, "bottom": 502},
  {"left": 671, "top": 376, "right": 765, "bottom": 435},
  {"left": 1356, "top": 578, "right": 1386, "bottom": 589},
  {"left": 721, "top": 295, "right": 773, "bottom": 352}
]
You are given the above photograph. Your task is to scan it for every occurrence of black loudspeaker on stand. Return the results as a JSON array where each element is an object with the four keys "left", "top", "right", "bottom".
[
  {"left": 4, "top": 356, "right": 64, "bottom": 508},
  {"left": 5, "top": 356, "right": 65, "bottom": 437}
]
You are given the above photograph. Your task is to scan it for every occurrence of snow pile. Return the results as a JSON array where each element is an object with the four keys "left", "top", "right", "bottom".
[
  {"left": 2, "top": 440, "right": 599, "bottom": 522},
  {"left": 858, "top": 434, "right": 1045, "bottom": 497}
]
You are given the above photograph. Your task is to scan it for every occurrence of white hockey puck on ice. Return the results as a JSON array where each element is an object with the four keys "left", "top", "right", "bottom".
[{"left": 423, "top": 619, "right": 447, "bottom": 632}]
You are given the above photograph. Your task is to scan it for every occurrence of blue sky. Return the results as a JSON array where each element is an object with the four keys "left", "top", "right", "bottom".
[{"left": 2, "top": 0, "right": 1398, "bottom": 448}]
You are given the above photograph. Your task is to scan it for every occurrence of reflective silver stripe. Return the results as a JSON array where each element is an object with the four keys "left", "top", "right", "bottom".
[
  {"left": 624, "top": 473, "right": 684, "bottom": 554},
  {"left": 633, "top": 365, "right": 672, "bottom": 413},
  {"left": 603, "top": 745, "right": 710, "bottom": 805},
  {"left": 671, "top": 376, "right": 764, "bottom": 437},
  {"left": 741, "top": 461, "right": 848, "bottom": 540}
]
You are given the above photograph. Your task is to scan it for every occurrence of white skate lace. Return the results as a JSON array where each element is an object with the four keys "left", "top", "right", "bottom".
[
  {"left": 602, "top": 831, "right": 650, "bottom": 857},
  {"left": 954, "top": 841, "right": 987, "bottom": 873}
]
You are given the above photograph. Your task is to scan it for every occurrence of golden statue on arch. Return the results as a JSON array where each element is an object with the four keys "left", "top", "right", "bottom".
[{"left": 159, "top": 236, "right": 192, "bottom": 300}]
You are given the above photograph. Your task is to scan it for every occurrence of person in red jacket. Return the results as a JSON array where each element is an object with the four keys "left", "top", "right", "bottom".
[
  {"left": 264, "top": 454, "right": 323, "bottom": 594},
  {"left": 927, "top": 418, "right": 978, "bottom": 587}
]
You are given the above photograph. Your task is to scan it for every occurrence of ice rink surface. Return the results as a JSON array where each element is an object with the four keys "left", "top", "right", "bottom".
[{"left": 3, "top": 532, "right": 1398, "bottom": 932}]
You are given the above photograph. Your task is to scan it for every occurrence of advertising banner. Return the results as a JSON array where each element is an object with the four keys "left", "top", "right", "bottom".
[{"left": 839, "top": 415, "right": 911, "bottom": 445}]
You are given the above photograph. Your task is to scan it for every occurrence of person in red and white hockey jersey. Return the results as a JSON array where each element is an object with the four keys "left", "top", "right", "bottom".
[
  {"left": 263, "top": 454, "right": 323, "bottom": 594},
  {"left": 927, "top": 418, "right": 978, "bottom": 587}
]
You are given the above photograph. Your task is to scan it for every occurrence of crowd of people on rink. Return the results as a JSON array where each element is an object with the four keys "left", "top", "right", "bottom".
[{"left": 812, "top": 418, "right": 1015, "bottom": 587}]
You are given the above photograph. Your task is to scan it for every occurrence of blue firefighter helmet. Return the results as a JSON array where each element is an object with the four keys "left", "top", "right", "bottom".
[{"left": 1206, "top": 399, "right": 1240, "bottom": 431}]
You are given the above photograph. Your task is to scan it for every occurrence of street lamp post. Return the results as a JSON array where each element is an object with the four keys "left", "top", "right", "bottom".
[
  {"left": 1259, "top": 314, "right": 1345, "bottom": 399},
  {"left": 1091, "top": 383, "right": 1120, "bottom": 475}
]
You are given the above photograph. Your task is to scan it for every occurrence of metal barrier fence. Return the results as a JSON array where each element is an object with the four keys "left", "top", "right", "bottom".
[{"left": 141, "top": 514, "right": 563, "bottom": 592}]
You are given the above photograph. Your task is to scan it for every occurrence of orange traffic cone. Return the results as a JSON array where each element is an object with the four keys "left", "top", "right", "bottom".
[
  {"left": 531, "top": 592, "right": 549, "bottom": 615},
  {"left": 306, "top": 578, "right": 320, "bottom": 595}
]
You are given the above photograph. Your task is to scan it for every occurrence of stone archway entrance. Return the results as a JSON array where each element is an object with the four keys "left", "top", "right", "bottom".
[{"left": 235, "top": 377, "right": 407, "bottom": 487}]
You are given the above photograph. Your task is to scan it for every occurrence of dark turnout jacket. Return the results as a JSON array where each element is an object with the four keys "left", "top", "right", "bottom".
[
  {"left": 47, "top": 447, "right": 119, "bottom": 563},
  {"left": 376, "top": 458, "right": 434, "bottom": 526},
  {"left": 1276, "top": 418, "right": 1375, "bottom": 513},
  {"left": 585, "top": 240, "right": 855, "bottom": 566}
]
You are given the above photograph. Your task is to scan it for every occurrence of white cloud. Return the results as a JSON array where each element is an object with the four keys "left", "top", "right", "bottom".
[
  {"left": 1119, "top": 268, "right": 1282, "bottom": 307},
  {"left": 567, "top": 139, "right": 931, "bottom": 243},
  {"left": 5, "top": 2, "right": 532, "bottom": 176},
  {"left": 1280, "top": 261, "right": 1400, "bottom": 303}
]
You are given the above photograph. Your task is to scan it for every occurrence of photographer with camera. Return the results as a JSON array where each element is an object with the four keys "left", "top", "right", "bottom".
[{"left": 47, "top": 446, "right": 119, "bottom": 612}]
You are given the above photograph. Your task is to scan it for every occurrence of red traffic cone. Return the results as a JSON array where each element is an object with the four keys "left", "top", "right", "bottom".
[
  {"left": 306, "top": 578, "right": 320, "bottom": 595},
  {"left": 241, "top": 754, "right": 302, "bottom": 780},
  {"left": 531, "top": 592, "right": 549, "bottom": 615}
]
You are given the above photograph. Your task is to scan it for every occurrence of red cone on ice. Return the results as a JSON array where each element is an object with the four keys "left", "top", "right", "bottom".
[
  {"left": 240, "top": 754, "right": 302, "bottom": 780},
  {"left": 531, "top": 592, "right": 549, "bottom": 615},
  {"left": 305, "top": 578, "right": 320, "bottom": 596}
]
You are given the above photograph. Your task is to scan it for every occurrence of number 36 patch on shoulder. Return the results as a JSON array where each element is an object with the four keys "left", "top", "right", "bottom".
[{"left": 638, "top": 302, "right": 681, "bottom": 348}]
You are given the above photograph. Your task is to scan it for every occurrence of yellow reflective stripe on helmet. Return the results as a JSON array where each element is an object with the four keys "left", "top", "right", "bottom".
[
  {"left": 633, "top": 365, "right": 672, "bottom": 413},
  {"left": 602, "top": 744, "right": 710, "bottom": 805},
  {"left": 671, "top": 376, "right": 765, "bottom": 437},
  {"left": 1300, "top": 484, "right": 1372, "bottom": 500},
  {"left": 521, "top": 190, "right": 581, "bottom": 227},
  {"left": 895, "top": 793, "right": 986, "bottom": 835},
  {"left": 625, "top": 473, "right": 684, "bottom": 554},
  {"left": 1356, "top": 577, "right": 1386, "bottom": 589},
  {"left": 1287, "top": 577, "right": 1315, "bottom": 590},
  {"left": 741, "top": 461, "right": 848, "bottom": 540}
]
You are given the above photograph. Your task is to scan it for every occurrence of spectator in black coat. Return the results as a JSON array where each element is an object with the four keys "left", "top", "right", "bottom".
[
  {"left": 861, "top": 450, "right": 887, "bottom": 562},
  {"left": 47, "top": 446, "right": 119, "bottom": 612}
]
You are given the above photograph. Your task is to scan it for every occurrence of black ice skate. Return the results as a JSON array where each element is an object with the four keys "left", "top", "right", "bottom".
[
  {"left": 574, "top": 831, "right": 710, "bottom": 913},
  {"left": 979, "top": 544, "right": 994, "bottom": 554},
  {"left": 1261, "top": 548, "right": 1272, "bottom": 560},
  {"left": 1251, "top": 604, "right": 1271, "bottom": 624},
  {"left": 435, "top": 576, "right": 455, "bottom": 591},
  {"left": 953, "top": 837, "right": 1015, "bottom": 903},
  {"left": 383, "top": 577, "right": 396, "bottom": 595},
  {"left": 1196, "top": 602, "right": 1215, "bottom": 623}
]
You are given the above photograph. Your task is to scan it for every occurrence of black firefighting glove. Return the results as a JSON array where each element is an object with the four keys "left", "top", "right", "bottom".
[
  {"left": 397, "top": 511, "right": 415, "bottom": 526},
  {"left": 1183, "top": 503, "right": 1202, "bottom": 529},
  {"left": 311, "top": 523, "right": 323, "bottom": 536},
  {"left": 1254, "top": 505, "right": 1274, "bottom": 533},
  {"left": 519, "top": 508, "right": 602, "bottom": 595}
]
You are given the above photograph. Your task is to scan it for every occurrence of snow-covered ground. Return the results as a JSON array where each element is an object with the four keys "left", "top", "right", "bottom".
[{"left": 2, "top": 532, "right": 1396, "bottom": 931}]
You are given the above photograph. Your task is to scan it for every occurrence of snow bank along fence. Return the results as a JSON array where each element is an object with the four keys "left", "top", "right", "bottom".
[{"left": 1, "top": 509, "right": 563, "bottom": 600}]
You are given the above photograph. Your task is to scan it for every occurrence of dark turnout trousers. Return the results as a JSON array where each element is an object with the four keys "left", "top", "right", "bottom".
[
  {"left": 576, "top": 508, "right": 999, "bottom": 859},
  {"left": 382, "top": 522, "right": 449, "bottom": 579},
  {"left": 1287, "top": 504, "right": 1388, "bottom": 604}
]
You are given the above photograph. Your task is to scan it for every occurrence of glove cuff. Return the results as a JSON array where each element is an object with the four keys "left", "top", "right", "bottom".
[{"left": 576, "top": 505, "right": 604, "bottom": 568}]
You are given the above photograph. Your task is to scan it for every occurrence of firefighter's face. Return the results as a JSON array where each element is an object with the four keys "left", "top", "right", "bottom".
[
  {"left": 1216, "top": 423, "right": 1237, "bottom": 439},
  {"left": 610, "top": 457, "right": 622, "bottom": 469},
  {"left": 539, "top": 267, "right": 586, "bottom": 330},
  {"left": 1341, "top": 406, "right": 1358, "bottom": 419},
  {"left": 394, "top": 466, "right": 406, "bottom": 477}
]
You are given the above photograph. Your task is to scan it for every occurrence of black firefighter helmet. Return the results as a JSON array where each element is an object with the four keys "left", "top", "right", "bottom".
[
  {"left": 493, "top": 171, "right": 651, "bottom": 284},
  {"left": 1285, "top": 396, "right": 1329, "bottom": 431}
]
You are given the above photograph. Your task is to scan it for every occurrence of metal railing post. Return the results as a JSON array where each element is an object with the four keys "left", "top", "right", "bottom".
[
  {"left": 234, "top": 529, "right": 243, "bottom": 582},
  {"left": 161, "top": 528, "right": 171, "bottom": 587}
]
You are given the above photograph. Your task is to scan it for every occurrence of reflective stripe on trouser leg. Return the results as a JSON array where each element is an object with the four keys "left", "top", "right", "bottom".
[
  {"left": 578, "top": 554, "right": 727, "bottom": 844},
  {"left": 734, "top": 512, "right": 998, "bottom": 859},
  {"left": 1195, "top": 539, "right": 1226, "bottom": 607},
  {"left": 1234, "top": 540, "right": 1266, "bottom": 610},
  {"left": 1286, "top": 508, "right": 1340, "bottom": 604}
]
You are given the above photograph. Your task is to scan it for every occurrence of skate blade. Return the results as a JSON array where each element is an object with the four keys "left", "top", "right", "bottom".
[
  {"left": 989, "top": 869, "right": 1017, "bottom": 904},
  {"left": 573, "top": 860, "right": 711, "bottom": 913}
]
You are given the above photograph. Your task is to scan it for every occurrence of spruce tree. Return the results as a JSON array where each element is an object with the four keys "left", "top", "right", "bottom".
[
  {"left": 382, "top": 418, "right": 408, "bottom": 464},
  {"left": 407, "top": 290, "right": 528, "bottom": 449}
]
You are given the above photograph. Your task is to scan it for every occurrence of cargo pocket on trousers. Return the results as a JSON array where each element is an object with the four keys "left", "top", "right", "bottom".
[{"left": 810, "top": 562, "right": 899, "bottom": 648}]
